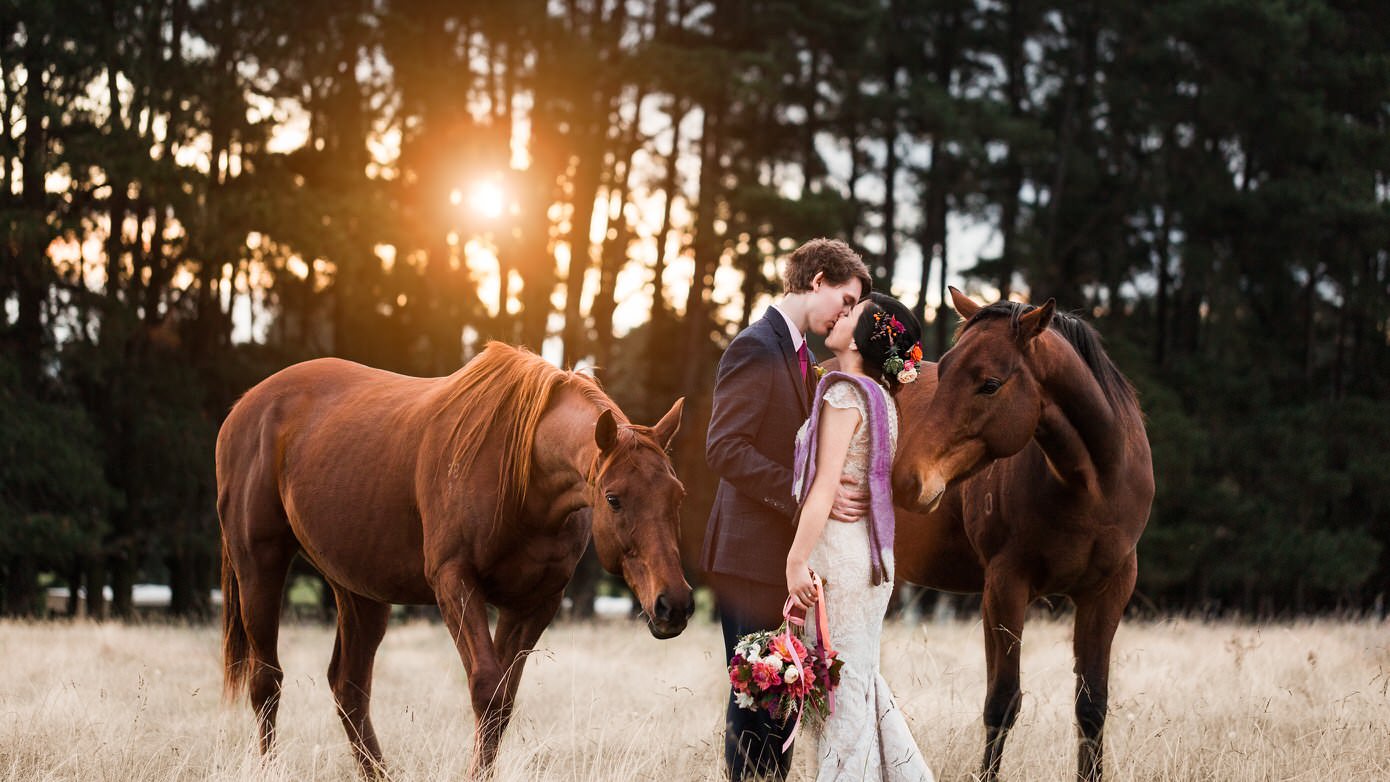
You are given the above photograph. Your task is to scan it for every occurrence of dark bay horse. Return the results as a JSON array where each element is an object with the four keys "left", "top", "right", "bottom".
[
  {"left": 892, "top": 288, "right": 1153, "bottom": 781},
  {"left": 216, "top": 342, "right": 692, "bottom": 778}
]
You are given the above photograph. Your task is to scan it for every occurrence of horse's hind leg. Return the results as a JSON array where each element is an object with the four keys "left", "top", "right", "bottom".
[
  {"left": 1072, "top": 556, "right": 1137, "bottom": 782},
  {"left": 327, "top": 586, "right": 391, "bottom": 778},
  {"left": 230, "top": 533, "right": 297, "bottom": 754},
  {"left": 979, "top": 568, "right": 1030, "bottom": 782}
]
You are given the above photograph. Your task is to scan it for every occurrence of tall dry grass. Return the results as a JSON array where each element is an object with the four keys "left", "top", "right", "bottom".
[{"left": 0, "top": 615, "right": 1386, "bottom": 781}]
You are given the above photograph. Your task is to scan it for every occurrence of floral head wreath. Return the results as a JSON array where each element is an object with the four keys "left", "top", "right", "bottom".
[{"left": 871, "top": 311, "right": 924, "bottom": 385}]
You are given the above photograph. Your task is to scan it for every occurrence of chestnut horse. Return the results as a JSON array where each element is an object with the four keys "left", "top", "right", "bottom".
[
  {"left": 216, "top": 342, "right": 692, "bottom": 778},
  {"left": 892, "top": 288, "right": 1153, "bottom": 782}
]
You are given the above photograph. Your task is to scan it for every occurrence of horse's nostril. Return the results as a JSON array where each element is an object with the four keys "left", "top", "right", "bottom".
[
  {"left": 895, "top": 473, "right": 921, "bottom": 503},
  {"left": 654, "top": 593, "right": 672, "bottom": 622}
]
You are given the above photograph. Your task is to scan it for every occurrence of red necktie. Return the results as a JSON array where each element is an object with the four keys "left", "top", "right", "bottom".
[{"left": 797, "top": 342, "right": 809, "bottom": 380}]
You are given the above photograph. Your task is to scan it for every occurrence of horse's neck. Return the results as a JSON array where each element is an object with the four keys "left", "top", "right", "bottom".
[
  {"left": 1031, "top": 334, "right": 1126, "bottom": 489},
  {"left": 528, "top": 390, "right": 603, "bottom": 525}
]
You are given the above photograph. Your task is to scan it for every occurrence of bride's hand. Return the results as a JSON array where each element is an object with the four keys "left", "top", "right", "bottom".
[
  {"left": 828, "top": 477, "right": 869, "bottom": 523},
  {"left": 786, "top": 560, "right": 816, "bottom": 610}
]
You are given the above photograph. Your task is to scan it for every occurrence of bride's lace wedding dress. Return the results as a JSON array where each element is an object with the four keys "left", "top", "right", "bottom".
[{"left": 805, "top": 379, "right": 934, "bottom": 782}]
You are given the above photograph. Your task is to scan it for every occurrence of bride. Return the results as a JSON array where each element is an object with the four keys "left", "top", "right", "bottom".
[{"left": 786, "top": 291, "right": 935, "bottom": 782}]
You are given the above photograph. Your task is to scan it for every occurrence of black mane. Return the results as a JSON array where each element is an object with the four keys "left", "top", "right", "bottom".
[{"left": 960, "top": 301, "right": 1139, "bottom": 412}]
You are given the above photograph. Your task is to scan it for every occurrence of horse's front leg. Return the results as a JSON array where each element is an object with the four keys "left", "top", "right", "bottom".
[
  {"left": 491, "top": 596, "right": 563, "bottom": 728},
  {"left": 432, "top": 562, "right": 509, "bottom": 779},
  {"left": 1071, "top": 555, "right": 1137, "bottom": 782},
  {"left": 979, "top": 568, "right": 1030, "bottom": 782}
]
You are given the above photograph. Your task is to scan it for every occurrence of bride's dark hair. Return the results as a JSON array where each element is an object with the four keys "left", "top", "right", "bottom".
[{"left": 853, "top": 292, "right": 923, "bottom": 395}]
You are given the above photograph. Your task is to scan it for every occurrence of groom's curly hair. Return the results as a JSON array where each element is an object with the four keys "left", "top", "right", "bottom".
[{"left": 783, "top": 238, "right": 872, "bottom": 298}]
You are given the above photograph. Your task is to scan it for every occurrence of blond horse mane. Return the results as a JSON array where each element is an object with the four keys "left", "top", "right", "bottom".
[{"left": 442, "top": 342, "right": 623, "bottom": 527}]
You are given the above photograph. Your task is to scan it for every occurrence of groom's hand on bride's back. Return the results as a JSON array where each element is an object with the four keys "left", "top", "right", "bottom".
[{"left": 829, "top": 477, "right": 869, "bottom": 523}]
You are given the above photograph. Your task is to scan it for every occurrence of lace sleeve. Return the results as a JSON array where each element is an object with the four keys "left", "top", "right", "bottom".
[{"left": 822, "top": 379, "right": 864, "bottom": 414}]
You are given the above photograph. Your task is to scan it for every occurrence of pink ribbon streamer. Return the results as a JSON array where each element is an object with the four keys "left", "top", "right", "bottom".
[{"left": 780, "top": 573, "right": 834, "bottom": 752}]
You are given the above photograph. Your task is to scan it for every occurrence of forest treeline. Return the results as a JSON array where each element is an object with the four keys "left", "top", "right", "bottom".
[{"left": 2, "top": 0, "right": 1388, "bottom": 619}]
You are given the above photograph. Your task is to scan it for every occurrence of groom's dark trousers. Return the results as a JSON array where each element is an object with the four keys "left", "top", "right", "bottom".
[
  {"left": 711, "top": 573, "right": 796, "bottom": 779},
  {"left": 701, "top": 308, "right": 815, "bottom": 781}
]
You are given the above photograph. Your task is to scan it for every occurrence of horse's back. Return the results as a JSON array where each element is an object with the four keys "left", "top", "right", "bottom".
[
  {"left": 218, "top": 358, "right": 404, "bottom": 481},
  {"left": 217, "top": 359, "right": 443, "bottom": 600}
]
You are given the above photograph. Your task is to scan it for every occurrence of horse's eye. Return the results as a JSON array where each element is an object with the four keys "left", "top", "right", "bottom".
[
  {"left": 979, "top": 378, "right": 1003, "bottom": 395},
  {"left": 605, "top": 493, "right": 622, "bottom": 511}
]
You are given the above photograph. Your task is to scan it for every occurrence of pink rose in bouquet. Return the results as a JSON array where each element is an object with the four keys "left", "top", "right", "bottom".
[{"left": 727, "top": 626, "right": 843, "bottom": 722}]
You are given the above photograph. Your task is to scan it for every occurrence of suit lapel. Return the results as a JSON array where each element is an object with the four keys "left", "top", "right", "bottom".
[{"left": 763, "top": 308, "right": 811, "bottom": 417}]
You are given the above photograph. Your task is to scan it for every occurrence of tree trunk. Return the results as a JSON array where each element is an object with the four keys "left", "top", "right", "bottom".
[
  {"left": 2, "top": 558, "right": 42, "bottom": 617},
  {"left": 803, "top": 48, "right": 820, "bottom": 192},
  {"left": 563, "top": 545, "right": 601, "bottom": 620},
  {"left": 1043, "top": 1, "right": 1098, "bottom": 304},
  {"left": 914, "top": 215, "right": 932, "bottom": 330},
  {"left": 168, "top": 550, "right": 195, "bottom": 618},
  {"left": 681, "top": 97, "right": 724, "bottom": 399},
  {"left": 109, "top": 547, "right": 135, "bottom": 619},
  {"left": 592, "top": 125, "right": 644, "bottom": 372},
  {"left": 995, "top": 0, "right": 1028, "bottom": 299},
  {"left": 1153, "top": 203, "right": 1172, "bottom": 367},
  {"left": 167, "top": 538, "right": 212, "bottom": 620},
  {"left": 881, "top": 133, "right": 898, "bottom": 287},
  {"left": 85, "top": 556, "right": 108, "bottom": 620},
  {"left": 104, "top": 0, "right": 128, "bottom": 301},
  {"left": 561, "top": 152, "right": 603, "bottom": 364},
  {"left": 880, "top": 29, "right": 899, "bottom": 285},
  {"left": 143, "top": 205, "right": 170, "bottom": 324},
  {"left": 15, "top": 27, "right": 49, "bottom": 389},
  {"left": 66, "top": 558, "right": 83, "bottom": 617},
  {"left": 326, "top": 3, "right": 372, "bottom": 360},
  {"left": 193, "top": 5, "right": 235, "bottom": 362},
  {"left": 647, "top": 100, "right": 686, "bottom": 392},
  {"left": 514, "top": 168, "right": 557, "bottom": 352},
  {"left": 1303, "top": 263, "right": 1318, "bottom": 387},
  {"left": 559, "top": 1, "right": 622, "bottom": 366},
  {"left": 924, "top": 141, "right": 951, "bottom": 357}
]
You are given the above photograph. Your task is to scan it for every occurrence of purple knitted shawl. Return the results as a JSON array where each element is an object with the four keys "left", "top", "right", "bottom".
[{"left": 791, "top": 371, "right": 897, "bottom": 586}]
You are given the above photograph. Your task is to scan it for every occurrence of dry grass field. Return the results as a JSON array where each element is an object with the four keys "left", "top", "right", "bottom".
[{"left": 0, "top": 613, "right": 1386, "bottom": 781}]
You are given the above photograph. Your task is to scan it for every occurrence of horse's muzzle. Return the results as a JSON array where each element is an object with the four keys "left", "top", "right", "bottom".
[
  {"left": 647, "top": 589, "right": 693, "bottom": 639},
  {"left": 894, "top": 470, "right": 946, "bottom": 514}
]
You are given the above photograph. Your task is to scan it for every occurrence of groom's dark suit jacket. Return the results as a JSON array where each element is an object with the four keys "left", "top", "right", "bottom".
[{"left": 701, "top": 307, "right": 816, "bottom": 586}]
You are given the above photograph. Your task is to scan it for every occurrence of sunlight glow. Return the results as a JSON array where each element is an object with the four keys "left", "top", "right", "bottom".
[{"left": 468, "top": 180, "right": 507, "bottom": 220}]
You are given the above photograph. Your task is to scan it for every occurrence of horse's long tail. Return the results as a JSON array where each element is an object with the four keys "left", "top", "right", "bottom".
[{"left": 221, "top": 541, "right": 251, "bottom": 703}]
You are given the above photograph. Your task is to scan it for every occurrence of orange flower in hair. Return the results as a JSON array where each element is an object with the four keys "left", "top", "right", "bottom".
[{"left": 871, "top": 312, "right": 921, "bottom": 384}]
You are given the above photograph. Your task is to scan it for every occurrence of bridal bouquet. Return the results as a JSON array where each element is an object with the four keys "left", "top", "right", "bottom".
[{"left": 728, "top": 626, "right": 842, "bottom": 722}]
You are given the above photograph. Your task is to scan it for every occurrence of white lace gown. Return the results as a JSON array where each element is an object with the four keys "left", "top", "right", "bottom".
[{"left": 804, "top": 380, "right": 934, "bottom": 782}]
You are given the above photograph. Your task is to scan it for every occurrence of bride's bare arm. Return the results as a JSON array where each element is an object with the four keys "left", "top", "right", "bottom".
[{"left": 786, "top": 403, "right": 859, "bottom": 609}]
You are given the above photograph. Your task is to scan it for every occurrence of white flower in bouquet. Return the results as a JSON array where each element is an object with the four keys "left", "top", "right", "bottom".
[
  {"left": 783, "top": 666, "right": 800, "bottom": 684},
  {"left": 735, "top": 691, "right": 755, "bottom": 710},
  {"left": 736, "top": 635, "right": 765, "bottom": 659}
]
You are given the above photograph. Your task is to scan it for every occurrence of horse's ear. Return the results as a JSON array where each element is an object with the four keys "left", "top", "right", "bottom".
[
  {"left": 949, "top": 286, "right": 981, "bottom": 320},
  {"left": 652, "top": 397, "right": 685, "bottom": 450},
  {"left": 1018, "top": 298, "right": 1056, "bottom": 343},
  {"left": 595, "top": 409, "right": 619, "bottom": 452}
]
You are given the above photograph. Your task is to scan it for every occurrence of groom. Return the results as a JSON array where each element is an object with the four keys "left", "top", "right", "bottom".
[{"left": 702, "top": 238, "right": 872, "bottom": 780}]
